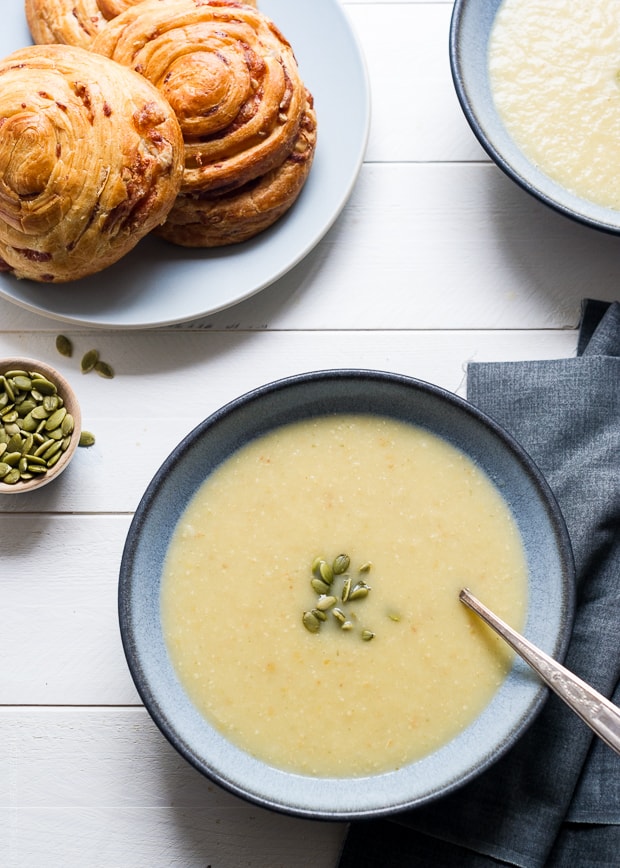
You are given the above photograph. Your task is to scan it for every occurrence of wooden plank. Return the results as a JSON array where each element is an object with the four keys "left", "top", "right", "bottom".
[
  {"left": 0, "top": 329, "right": 577, "bottom": 514},
  {"left": 3, "top": 709, "right": 345, "bottom": 867},
  {"left": 0, "top": 162, "right": 617, "bottom": 332}
]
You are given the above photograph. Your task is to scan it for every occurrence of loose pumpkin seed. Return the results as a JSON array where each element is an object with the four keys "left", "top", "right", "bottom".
[
  {"left": 80, "top": 349, "right": 99, "bottom": 373},
  {"left": 361, "top": 630, "right": 375, "bottom": 641},
  {"left": 55, "top": 334, "right": 73, "bottom": 357},
  {"left": 79, "top": 431, "right": 95, "bottom": 448},
  {"left": 94, "top": 361, "right": 114, "bottom": 379}
]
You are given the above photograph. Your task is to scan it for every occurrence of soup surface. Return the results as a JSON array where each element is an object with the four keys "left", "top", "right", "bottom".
[
  {"left": 489, "top": 0, "right": 620, "bottom": 210},
  {"left": 161, "top": 414, "right": 528, "bottom": 776}
]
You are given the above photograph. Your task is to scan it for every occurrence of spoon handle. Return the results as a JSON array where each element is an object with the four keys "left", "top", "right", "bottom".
[{"left": 460, "top": 588, "right": 620, "bottom": 756}]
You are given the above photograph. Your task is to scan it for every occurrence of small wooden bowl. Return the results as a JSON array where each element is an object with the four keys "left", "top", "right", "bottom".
[{"left": 0, "top": 357, "right": 82, "bottom": 494}]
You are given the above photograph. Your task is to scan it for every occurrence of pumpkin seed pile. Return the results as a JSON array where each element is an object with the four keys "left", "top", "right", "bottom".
[
  {"left": 0, "top": 369, "right": 75, "bottom": 485},
  {"left": 302, "top": 554, "right": 375, "bottom": 641}
]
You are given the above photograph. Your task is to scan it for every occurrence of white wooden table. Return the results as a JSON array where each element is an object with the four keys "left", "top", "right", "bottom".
[{"left": 2, "top": 1, "right": 619, "bottom": 865}]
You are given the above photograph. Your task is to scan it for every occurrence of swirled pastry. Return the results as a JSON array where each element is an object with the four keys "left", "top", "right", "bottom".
[
  {"left": 25, "top": 0, "right": 257, "bottom": 50},
  {"left": 156, "top": 93, "right": 316, "bottom": 246},
  {"left": 0, "top": 44, "right": 184, "bottom": 282},
  {"left": 92, "top": 0, "right": 310, "bottom": 197},
  {"left": 25, "top": 0, "right": 145, "bottom": 49}
]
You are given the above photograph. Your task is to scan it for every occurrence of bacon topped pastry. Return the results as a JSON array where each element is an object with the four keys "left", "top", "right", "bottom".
[
  {"left": 0, "top": 44, "right": 184, "bottom": 281},
  {"left": 92, "top": 0, "right": 316, "bottom": 245}
]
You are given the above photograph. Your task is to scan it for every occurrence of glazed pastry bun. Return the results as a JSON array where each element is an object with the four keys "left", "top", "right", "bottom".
[
  {"left": 92, "top": 0, "right": 316, "bottom": 246},
  {"left": 0, "top": 44, "right": 184, "bottom": 282},
  {"left": 25, "top": 0, "right": 257, "bottom": 50},
  {"left": 25, "top": 0, "right": 145, "bottom": 49},
  {"left": 156, "top": 93, "right": 317, "bottom": 247}
]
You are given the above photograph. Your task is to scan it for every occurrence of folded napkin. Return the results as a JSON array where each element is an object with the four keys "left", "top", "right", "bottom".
[{"left": 338, "top": 299, "right": 620, "bottom": 868}]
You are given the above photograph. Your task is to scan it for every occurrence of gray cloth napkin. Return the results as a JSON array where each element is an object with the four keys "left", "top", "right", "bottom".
[{"left": 338, "top": 299, "right": 620, "bottom": 868}]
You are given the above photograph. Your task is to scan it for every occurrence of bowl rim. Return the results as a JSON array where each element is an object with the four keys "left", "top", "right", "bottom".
[
  {"left": 449, "top": 0, "right": 620, "bottom": 235},
  {"left": 0, "top": 356, "right": 81, "bottom": 494},
  {"left": 118, "top": 368, "right": 575, "bottom": 820}
]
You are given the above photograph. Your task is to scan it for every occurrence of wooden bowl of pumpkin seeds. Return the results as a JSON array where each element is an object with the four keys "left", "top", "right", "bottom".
[{"left": 0, "top": 358, "right": 81, "bottom": 493}]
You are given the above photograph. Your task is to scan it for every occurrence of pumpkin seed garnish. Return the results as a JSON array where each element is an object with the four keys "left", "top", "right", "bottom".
[
  {"left": 311, "top": 577, "right": 331, "bottom": 595},
  {"left": 302, "top": 611, "right": 321, "bottom": 633},
  {"left": 302, "top": 553, "right": 384, "bottom": 641},
  {"left": 333, "top": 554, "right": 350, "bottom": 575}
]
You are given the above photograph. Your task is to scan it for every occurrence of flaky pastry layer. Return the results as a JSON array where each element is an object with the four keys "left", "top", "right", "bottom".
[{"left": 0, "top": 44, "right": 184, "bottom": 282}]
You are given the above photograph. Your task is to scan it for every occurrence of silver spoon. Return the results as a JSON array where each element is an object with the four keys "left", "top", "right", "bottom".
[{"left": 459, "top": 587, "right": 620, "bottom": 755}]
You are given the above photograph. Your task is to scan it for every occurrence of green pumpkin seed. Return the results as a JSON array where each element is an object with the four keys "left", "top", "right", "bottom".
[
  {"left": 45, "top": 407, "right": 67, "bottom": 431},
  {"left": 332, "top": 607, "right": 346, "bottom": 624},
  {"left": 311, "top": 608, "right": 327, "bottom": 622},
  {"left": 302, "top": 611, "right": 321, "bottom": 634},
  {"left": 47, "top": 451, "right": 62, "bottom": 468},
  {"left": 61, "top": 414, "right": 74, "bottom": 436},
  {"left": 0, "top": 377, "right": 14, "bottom": 401},
  {"left": 94, "top": 361, "right": 114, "bottom": 379},
  {"left": 311, "top": 577, "right": 331, "bottom": 595},
  {"left": 7, "top": 434, "right": 22, "bottom": 452},
  {"left": 319, "top": 561, "right": 334, "bottom": 584},
  {"left": 349, "top": 582, "right": 370, "bottom": 601},
  {"left": 315, "top": 595, "right": 337, "bottom": 612},
  {"left": 341, "top": 575, "right": 352, "bottom": 603},
  {"left": 333, "top": 554, "right": 350, "bottom": 575},
  {"left": 55, "top": 334, "right": 73, "bottom": 357},
  {"left": 79, "top": 431, "right": 95, "bottom": 448},
  {"left": 361, "top": 630, "right": 375, "bottom": 641},
  {"left": 42, "top": 395, "right": 59, "bottom": 412},
  {"left": 80, "top": 349, "right": 99, "bottom": 373},
  {"left": 3, "top": 468, "right": 20, "bottom": 484},
  {"left": 12, "top": 375, "right": 32, "bottom": 391},
  {"left": 30, "top": 377, "right": 56, "bottom": 396},
  {"left": 0, "top": 462, "right": 10, "bottom": 478}
]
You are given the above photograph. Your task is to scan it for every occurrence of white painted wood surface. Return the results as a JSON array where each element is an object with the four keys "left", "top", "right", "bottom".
[{"left": 1, "top": 1, "right": 613, "bottom": 866}]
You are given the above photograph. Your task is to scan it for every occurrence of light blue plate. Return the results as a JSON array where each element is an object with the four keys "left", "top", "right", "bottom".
[
  {"left": 119, "top": 370, "right": 575, "bottom": 819},
  {"left": 450, "top": 0, "right": 620, "bottom": 234},
  {"left": 0, "top": 0, "right": 370, "bottom": 327}
]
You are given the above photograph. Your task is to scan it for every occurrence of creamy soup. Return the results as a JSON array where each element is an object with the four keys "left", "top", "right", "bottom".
[
  {"left": 489, "top": 0, "right": 620, "bottom": 210},
  {"left": 161, "top": 414, "right": 528, "bottom": 777}
]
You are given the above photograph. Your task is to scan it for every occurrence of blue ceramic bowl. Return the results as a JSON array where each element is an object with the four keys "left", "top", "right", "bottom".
[
  {"left": 118, "top": 370, "right": 574, "bottom": 819},
  {"left": 450, "top": 0, "right": 620, "bottom": 234}
]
